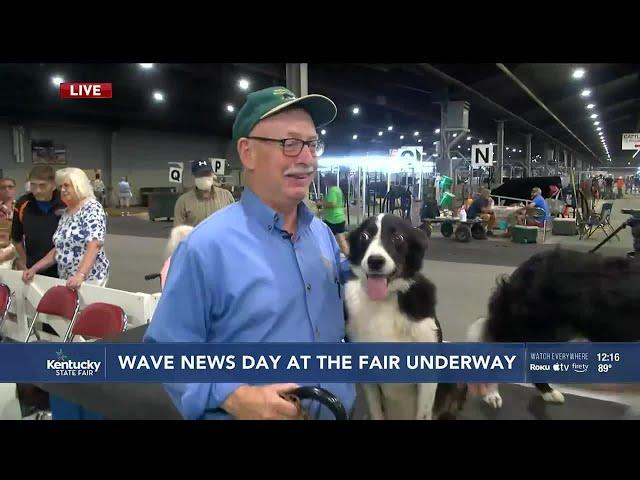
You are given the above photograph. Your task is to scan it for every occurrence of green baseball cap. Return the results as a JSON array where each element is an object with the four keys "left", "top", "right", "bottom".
[{"left": 232, "top": 86, "right": 337, "bottom": 142}]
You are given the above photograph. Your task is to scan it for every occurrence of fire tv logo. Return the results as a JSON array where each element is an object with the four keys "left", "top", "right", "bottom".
[{"left": 60, "top": 83, "right": 112, "bottom": 99}]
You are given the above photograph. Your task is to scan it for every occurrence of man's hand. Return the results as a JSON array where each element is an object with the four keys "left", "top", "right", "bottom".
[{"left": 222, "top": 383, "right": 303, "bottom": 420}]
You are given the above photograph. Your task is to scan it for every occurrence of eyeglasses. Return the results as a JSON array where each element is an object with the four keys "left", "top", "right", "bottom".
[{"left": 246, "top": 136, "right": 325, "bottom": 157}]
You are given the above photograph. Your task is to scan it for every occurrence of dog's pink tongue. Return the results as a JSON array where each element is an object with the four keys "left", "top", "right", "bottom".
[{"left": 367, "top": 277, "right": 388, "bottom": 300}]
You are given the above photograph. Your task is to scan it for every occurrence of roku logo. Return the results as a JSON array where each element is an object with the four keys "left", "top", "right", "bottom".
[{"left": 60, "top": 83, "right": 112, "bottom": 99}]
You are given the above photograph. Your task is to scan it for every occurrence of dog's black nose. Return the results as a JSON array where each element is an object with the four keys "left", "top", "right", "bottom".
[{"left": 367, "top": 255, "right": 386, "bottom": 271}]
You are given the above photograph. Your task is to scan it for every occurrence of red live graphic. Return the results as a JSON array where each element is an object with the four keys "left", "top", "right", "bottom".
[{"left": 60, "top": 83, "right": 112, "bottom": 99}]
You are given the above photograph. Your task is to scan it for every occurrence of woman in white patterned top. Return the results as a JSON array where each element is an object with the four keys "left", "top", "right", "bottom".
[{"left": 22, "top": 167, "right": 110, "bottom": 289}]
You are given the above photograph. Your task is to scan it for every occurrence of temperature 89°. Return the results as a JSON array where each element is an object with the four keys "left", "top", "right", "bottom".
[{"left": 597, "top": 353, "right": 620, "bottom": 362}]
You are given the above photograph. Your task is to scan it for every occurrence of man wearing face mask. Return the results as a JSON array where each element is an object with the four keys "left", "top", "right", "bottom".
[{"left": 173, "top": 160, "right": 235, "bottom": 227}]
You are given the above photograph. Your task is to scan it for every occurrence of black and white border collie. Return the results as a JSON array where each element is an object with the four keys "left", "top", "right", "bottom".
[
  {"left": 468, "top": 248, "right": 640, "bottom": 408},
  {"left": 344, "top": 213, "right": 466, "bottom": 420}
]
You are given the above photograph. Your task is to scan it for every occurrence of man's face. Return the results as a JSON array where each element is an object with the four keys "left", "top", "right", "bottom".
[
  {"left": 240, "top": 108, "right": 318, "bottom": 206},
  {"left": 0, "top": 180, "right": 16, "bottom": 202},
  {"left": 30, "top": 178, "right": 56, "bottom": 201}
]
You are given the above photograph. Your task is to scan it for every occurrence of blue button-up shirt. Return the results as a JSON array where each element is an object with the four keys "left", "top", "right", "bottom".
[{"left": 143, "top": 187, "right": 355, "bottom": 420}]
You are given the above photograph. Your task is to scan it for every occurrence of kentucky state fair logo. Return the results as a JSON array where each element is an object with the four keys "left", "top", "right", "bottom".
[{"left": 46, "top": 349, "right": 102, "bottom": 377}]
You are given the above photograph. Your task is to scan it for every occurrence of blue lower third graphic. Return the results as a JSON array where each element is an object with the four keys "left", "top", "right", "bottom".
[{"left": 0, "top": 342, "right": 638, "bottom": 383}]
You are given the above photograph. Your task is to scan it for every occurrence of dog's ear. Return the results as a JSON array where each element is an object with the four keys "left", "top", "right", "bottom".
[
  {"left": 411, "top": 225, "right": 429, "bottom": 254},
  {"left": 406, "top": 225, "right": 428, "bottom": 271},
  {"left": 347, "top": 223, "right": 366, "bottom": 260}
]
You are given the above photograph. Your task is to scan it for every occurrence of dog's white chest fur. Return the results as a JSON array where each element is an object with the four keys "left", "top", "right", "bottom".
[
  {"left": 345, "top": 280, "right": 439, "bottom": 343},
  {"left": 344, "top": 280, "right": 440, "bottom": 420}
]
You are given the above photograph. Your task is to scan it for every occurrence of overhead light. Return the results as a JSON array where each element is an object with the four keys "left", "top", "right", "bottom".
[
  {"left": 597, "top": 127, "right": 602, "bottom": 131},
  {"left": 153, "top": 91, "right": 165, "bottom": 102},
  {"left": 466, "top": 136, "right": 471, "bottom": 141},
  {"left": 139, "top": 63, "right": 154, "bottom": 69},
  {"left": 586, "top": 103, "right": 595, "bottom": 109},
  {"left": 320, "top": 129, "right": 326, "bottom": 135},
  {"left": 387, "top": 125, "right": 393, "bottom": 131},
  {"left": 225, "top": 104, "right": 235, "bottom": 113},
  {"left": 434, "top": 128, "right": 440, "bottom": 134},
  {"left": 352, "top": 134, "right": 358, "bottom": 140},
  {"left": 479, "top": 139, "right": 484, "bottom": 143},
  {"left": 581, "top": 89, "right": 591, "bottom": 97},
  {"left": 505, "top": 147, "right": 509, "bottom": 150},
  {"left": 594, "top": 121, "right": 600, "bottom": 125},
  {"left": 238, "top": 78, "right": 250, "bottom": 90},
  {"left": 512, "top": 148, "right": 516, "bottom": 152},
  {"left": 433, "top": 141, "right": 437, "bottom": 145},
  {"left": 352, "top": 107, "right": 360, "bottom": 115},
  {"left": 418, "top": 139, "right": 422, "bottom": 143},
  {"left": 519, "top": 150, "right": 522, "bottom": 153},
  {"left": 51, "top": 75, "right": 64, "bottom": 86},
  {"left": 467, "top": 148, "right": 471, "bottom": 151},
  {"left": 453, "top": 133, "right": 457, "bottom": 137},
  {"left": 400, "top": 135, "right": 404, "bottom": 140},
  {"left": 572, "top": 68, "right": 586, "bottom": 79},
  {"left": 414, "top": 131, "right": 419, "bottom": 136},
  {"left": 378, "top": 131, "right": 383, "bottom": 136},
  {"left": 590, "top": 114, "right": 598, "bottom": 119},
  {"left": 509, "top": 155, "right": 512, "bottom": 158}
]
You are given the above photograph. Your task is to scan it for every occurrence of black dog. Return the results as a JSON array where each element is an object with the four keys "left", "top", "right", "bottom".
[{"left": 468, "top": 248, "right": 640, "bottom": 407}]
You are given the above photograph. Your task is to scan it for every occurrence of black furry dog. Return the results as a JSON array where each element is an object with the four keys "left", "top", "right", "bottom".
[
  {"left": 344, "top": 213, "right": 466, "bottom": 419},
  {"left": 468, "top": 248, "right": 640, "bottom": 407}
]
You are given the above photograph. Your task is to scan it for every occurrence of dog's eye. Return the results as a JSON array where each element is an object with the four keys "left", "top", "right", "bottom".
[
  {"left": 392, "top": 233, "right": 405, "bottom": 246},
  {"left": 360, "top": 232, "right": 370, "bottom": 242}
]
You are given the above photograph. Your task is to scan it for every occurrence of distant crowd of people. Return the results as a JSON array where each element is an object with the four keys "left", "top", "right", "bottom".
[
  {"left": 0, "top": 159, "right": 239, "bottom": 292},
  {"left": 585, "top": 174, "right": 639, "bottom": 202}
]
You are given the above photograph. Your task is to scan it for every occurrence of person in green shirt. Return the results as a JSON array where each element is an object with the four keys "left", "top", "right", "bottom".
[{"left": 317, "top": 174, "right": 348, "bottom": 255}]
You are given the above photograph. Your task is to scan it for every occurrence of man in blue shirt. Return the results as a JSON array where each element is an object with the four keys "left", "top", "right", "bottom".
[
  {"left": 515, "top": 187, "right": 551, "bottom": 227},
  {"left": 144, "top": 86, "right": 355, "bottom": 420}
]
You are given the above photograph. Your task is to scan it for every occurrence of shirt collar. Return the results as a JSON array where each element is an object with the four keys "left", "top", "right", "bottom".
[{"left": 240, "top": 187, "right": 314, "bottom": 234}]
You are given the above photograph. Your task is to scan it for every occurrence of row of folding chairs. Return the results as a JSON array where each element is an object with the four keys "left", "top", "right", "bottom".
[{"left": 0, "top": 283, "right": 127, "bottom": 343}]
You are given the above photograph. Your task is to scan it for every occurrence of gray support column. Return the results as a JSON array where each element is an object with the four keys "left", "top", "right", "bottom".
[
  {"left": 525, "top": 134, "right": 532, "bottom": 178},
  {"left": 494, "top": 121, "right": 505, "bottom": 185},
  {"left": 440, "top": 103, "right": 450, "bottom": 179},
  {"left": 109, "top": 131, "right": 117, "bottom": 207},
  {"left": 286, "top": 63, "right": 308, "bottom": 97},
  {"left": 544, "top": 145, "right": 554, "bottom": 175}
]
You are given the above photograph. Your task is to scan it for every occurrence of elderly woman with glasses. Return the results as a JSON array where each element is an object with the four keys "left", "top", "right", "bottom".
[{"left": 22, "top": 167, "right": 110, "bottom": 289}]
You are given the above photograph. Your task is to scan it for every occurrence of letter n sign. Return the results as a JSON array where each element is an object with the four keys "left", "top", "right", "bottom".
[{"left": 471, "top": 144, "right": 494, "bottom": 168}]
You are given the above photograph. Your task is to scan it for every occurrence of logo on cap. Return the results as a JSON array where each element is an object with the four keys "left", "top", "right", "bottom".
[
  {"left": 272, "top": 88, "right": 296, "bottom": 100},
  {"left": 197, "top": 160, "right": 208, "bottom": 167}
]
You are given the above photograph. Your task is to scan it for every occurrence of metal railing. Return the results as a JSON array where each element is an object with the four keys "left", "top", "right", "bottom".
[{"left": 491, "top": 195, "right": 531, "bottom": 206}]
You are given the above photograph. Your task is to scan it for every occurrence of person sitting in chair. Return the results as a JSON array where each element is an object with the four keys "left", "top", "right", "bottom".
[
  {"left": 466, "top": 188, "right": 496, "bottom": 234},
  {"left": 515, "top": 187, "right": 550, "bottom": 227}
]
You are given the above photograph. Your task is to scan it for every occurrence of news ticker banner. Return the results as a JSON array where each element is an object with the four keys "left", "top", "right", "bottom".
[{"left": 0, "top": 342, "right": 637, "bottom": 384}]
